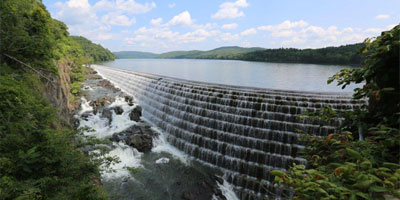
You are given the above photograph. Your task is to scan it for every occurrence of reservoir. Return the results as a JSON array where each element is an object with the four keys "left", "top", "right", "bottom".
[{"left": 102, "top": 59, "right": 360, "bottom": 93}]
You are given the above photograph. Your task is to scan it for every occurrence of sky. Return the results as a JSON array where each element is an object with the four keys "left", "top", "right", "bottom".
[{"left": 43, "top": 0, "right": 399, "bottom": 53}]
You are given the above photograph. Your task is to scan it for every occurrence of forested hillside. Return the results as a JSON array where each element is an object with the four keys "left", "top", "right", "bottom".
[
  {"left": 115, "top": 44, "right": 364, "bottom": 65},
  {"left": 238, "top": 43, "right": 364, "bottom": 65},
  {"left": 71, "top": 36, "right": 116, "bottom": 62},
  {"left": 114, "top": 46, "right": 264, "bottom": 59},
  {"left": 113, "top": 51, "right": 158, "bottom": 59},
  {"left": 0, "top": 0, "right": 113, "bottom": 199}
]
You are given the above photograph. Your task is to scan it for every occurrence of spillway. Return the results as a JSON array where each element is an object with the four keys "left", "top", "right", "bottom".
[{"left": 92, "top": 64, "right": 363, "bottom": 200}]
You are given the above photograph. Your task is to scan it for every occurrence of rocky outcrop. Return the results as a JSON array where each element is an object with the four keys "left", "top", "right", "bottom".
[
  {"left": 110, "top": 124, "right": 157, "bottom": 153},
  {"left": 41, "top": 59, "right": 79, "bottom": 126},
  {"left": 97, "top": 79, "right": 121, "bottom": 91},
  {"left": 129, "top": 134, "right": 153, "bottom": 152},
  {"left": 129, "top": 105, "right": 142, "bottom": 122},
  {"left": 79, "top": 68, "right": 157, "bottom": 153},
  {"left": 90, "top": 96, "right": 115, "bottom": 114}
]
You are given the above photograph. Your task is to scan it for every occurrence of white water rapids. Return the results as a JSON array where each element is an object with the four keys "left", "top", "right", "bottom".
[{"left": 76, "top": 95, "right": 239, "bottom": 200}]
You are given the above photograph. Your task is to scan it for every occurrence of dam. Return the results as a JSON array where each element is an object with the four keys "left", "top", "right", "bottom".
[{"left": 92, "top": 64, "right": 362, "bottom": 199}]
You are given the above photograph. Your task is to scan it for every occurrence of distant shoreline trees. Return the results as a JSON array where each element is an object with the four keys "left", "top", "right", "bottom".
[{"left": 114, "top": 44, "right": 365, "bottom": 66}]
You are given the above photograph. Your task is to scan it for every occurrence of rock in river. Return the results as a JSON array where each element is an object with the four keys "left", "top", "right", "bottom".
[{"left": 129, "top": 105, "right": 142, "bottom": 122}]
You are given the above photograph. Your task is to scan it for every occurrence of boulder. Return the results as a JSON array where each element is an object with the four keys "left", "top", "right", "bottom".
[
  {"left": 110, "top": 125, "right": 142, "bottom": 143},
  {"left": 90, "top": 96, "right": 115, "bottom": 114},
  {"left": 125, "top": 96, "right": 134, "bottom": 106},
  {"left": 101, "top": 106, "right": 123, "bottom": 124},
  {"left": 80, "top": 111, "right": 92, "bottom": 121},
  {"left": 87, "top": 74, "right": 102, "bottom": 79},
  {"left": 182, "top": 192, "right": 195, "bottom": 200},
  {"left": 113, "top": 106, "right": 124, "bottom": 115},
  {"left": 129, "top": 134, "right": 152, "bottom": 152},
  {"left": 110, "top": 124, "right": 158, "bottom": 152},
  {"left": 97, "top": 80, "right": 120, "bottom": 92},
  {"left": 129, "top": 105, "right": 142, "bottom": 122},
  {"left": 102, "top": 109, "right": 113, "bottom": 124}
]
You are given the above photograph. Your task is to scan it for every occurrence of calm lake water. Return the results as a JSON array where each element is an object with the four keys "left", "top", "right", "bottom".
[{"left": 101, "top": 59, "right": 360, "bottom": 92}]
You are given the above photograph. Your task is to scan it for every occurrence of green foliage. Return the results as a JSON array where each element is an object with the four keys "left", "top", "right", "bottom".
[
  {"left": 272, "top": 26, "right": 400, "bottom": 199},
  {"left": 239, "top": 43, "right": 364, "bottom": 65},
  {"left": 70, "top": 36, "right": 116, "bottom": 63},
  {"left": 274, "top": 132, "right": 400, "bottom": 200},
  {"left": 329, "top": 25, "right": 399, "bottom": 125},
  {"left": 0, "top": 73, "right": 109, "bottom": 200},
  {"left": 0, "top": 0, "right": 117, "bottom": 199},
  {"left": 0, "top": 0, "right": 57, "bottom": 72},
  {"left": 113, "top": 51, "right": 158, "bottom": 59},
  {"left": 125, "top": 167, "right": 141, "bottom": 175}
]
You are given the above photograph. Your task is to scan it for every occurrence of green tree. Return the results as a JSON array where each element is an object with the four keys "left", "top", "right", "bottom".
[{"left": 272, "top": 25, "right": 400, "bottom": 200}]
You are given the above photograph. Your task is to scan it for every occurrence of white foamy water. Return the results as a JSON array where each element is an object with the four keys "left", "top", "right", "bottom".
[
  {"left": 155, "top": 157, "right": 170, "bottom": 164},
  {"left": 213, "top": 179, "right": 240, "bottom": 200},
  {"left": 79, "top": 97, "right": 93, "bottom": 115},
  {"left": 77, "top": 97, "right": 143, "bottom": 179},
  {"left": 149, "top": 123, "right": 189, "bottom": 164},
  {"left": 82, "top": 69, "right": 240, "bottom": 199},
  {"left": 102, "top": 142, "right": 143, "bottom": 179},
  {"left": 78, "top": 97, "right": 137, "bottom": 138}
]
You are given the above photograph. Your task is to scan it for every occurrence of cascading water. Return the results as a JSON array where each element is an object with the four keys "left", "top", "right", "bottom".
[{"left": 92, "top": 64, "right": 363, "bottom": 200}]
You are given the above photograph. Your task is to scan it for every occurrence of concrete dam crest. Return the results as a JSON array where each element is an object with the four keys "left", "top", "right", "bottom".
[{"left": 92, "top": 64, "right": 362, "bottom": 200}]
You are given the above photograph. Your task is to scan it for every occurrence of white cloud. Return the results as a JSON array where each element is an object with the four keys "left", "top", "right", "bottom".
[
  {"left": 180, "top": 29, "right": 220, "bottom": 43},
  {"left": 55, "top": 0, "right": 97, "bottom": 25},
  {"left": 375, "top": 14, "right": 390, "bottom": 20},
  {"left": 96, "top": 33, "right": 113, "bottom": 40},
  {"left": 342, "top": 27, "right": 354, "bottom": 33},
  {"left": 101, "top": 12, "right": 135, "bottom": 26},
  {"left": 241, "top": 28, "right": 257, "bottom": 36},
  {"left": 167, "top": 11, "right": 193, "bottom": 26},
  {"left": 126, "top": 25, "right": 221, "bottom": 49},
  {"left": 168, "top": 2, "right": 176, "bottom": 8},
  {"left": 192, "top": 23, "right": 218, "bottom": 30},
  {"left": 66, "top": 0, "right": 90, "bottom": 8},
  {"left": 270, "top": 30, "right": 295, "bottom": 38},
  {"left": 150, "top": 17, "right": 163, "bottom": 26},
  {"left": 53, "top": 0, "right": 123, "bottom": 43},
  {"left": 217, "top": 32, "right": 240, "bottom": 42},
  {"left": 364, "top": 24, "right": 396, "bottom": 35},
  {"left": 221, "top": 23, "right": 238, "bottom": 29},
  {"left": 211, "top": 0, "right": 248, "bottom": 20},
  {"left": 386, "top": 24, "right": 397, "bottom": 30},
  {"left": 94, "top": 0, "right": 156, "bottom": 14},
  {"left": 257, "top": 19, "right": 394, "bottom": 48},
  {"left": 364, "top": 28, "right": 382, "bottom": 34},
  {"left": 281, "top": 37, "right": 306, "bottom": 45},
  {"left": 241, "top": 40, "right": 251, "bottom": 47},
  {"left": 258, "top": 20, "right": 308, "bottom": 31}
]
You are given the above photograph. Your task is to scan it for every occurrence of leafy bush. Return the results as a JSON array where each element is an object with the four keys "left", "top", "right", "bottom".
[
  {"left": 272, "top": 25, "right": 400, "bottom": 199},
  {"left": 0, "top": 74, "right": 110, "bottom": 199}
]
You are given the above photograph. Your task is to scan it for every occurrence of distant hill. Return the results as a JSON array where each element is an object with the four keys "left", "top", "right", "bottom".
[
  {"left": 238, "top": 43, "right": 365, "bottom": 65},
  {"left": 114, "top": 46, "right": 264, "bottom": 59},
  {"left": 196, "top": 46, "right": 264, "bottom": 59},
  {"left": 113, "top": 51, "right": 158, "bottom": 59},
  {"left": 158, "top": 50, "right": 204, "bottom": 58},
  {"left": 71, "top": 36, "right": 115, "bottom": 62},
  {"left": 114, "top": 44, "right": 365, "bottom": 65}
]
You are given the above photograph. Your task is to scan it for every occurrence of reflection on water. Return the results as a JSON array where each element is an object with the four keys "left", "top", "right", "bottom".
[{"left": 102, "top": 59, "right": 361, "bottom": 92}]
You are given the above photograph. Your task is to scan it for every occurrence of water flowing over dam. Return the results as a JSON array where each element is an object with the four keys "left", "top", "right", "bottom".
[{"left": 92, "top": 64, "right": 362, "bottom": 200}]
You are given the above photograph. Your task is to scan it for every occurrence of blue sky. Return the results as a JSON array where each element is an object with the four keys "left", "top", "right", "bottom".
[{"left": 43, "top": 0, "right": 399, "bottom": 53}]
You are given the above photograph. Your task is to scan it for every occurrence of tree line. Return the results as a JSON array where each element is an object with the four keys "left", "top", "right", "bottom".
[{"left": 0, "top": 0, "right": 115, "bottom": 199}]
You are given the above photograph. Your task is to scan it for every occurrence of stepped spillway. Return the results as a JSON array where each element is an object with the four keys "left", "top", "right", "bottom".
[{"left": 92, "top": 64, "right": 363, "bottom": 200}]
